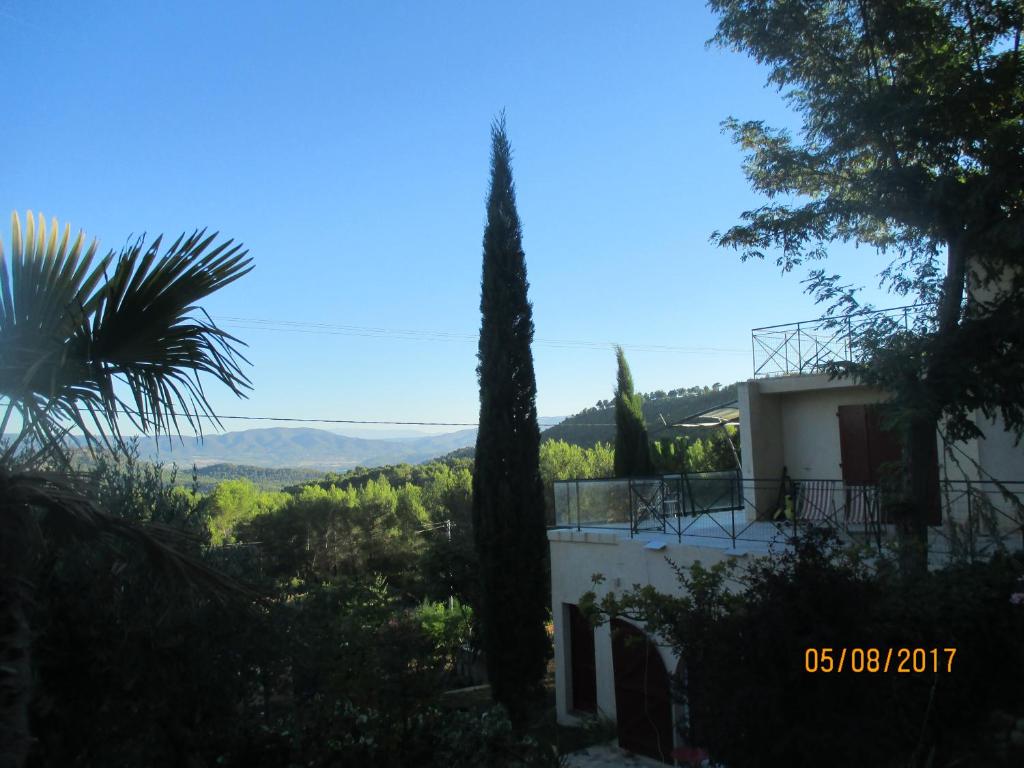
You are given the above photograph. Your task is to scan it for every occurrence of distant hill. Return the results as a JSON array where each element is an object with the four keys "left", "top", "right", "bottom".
[
  {"left": 442, "top": 385, "right": 738, "bottom": 462},
  {"left": 115, "top": 426, "right": 481, "bottom": 471},
  {"left": 540, "top": 384, "right": 739, "bottom": 448}
]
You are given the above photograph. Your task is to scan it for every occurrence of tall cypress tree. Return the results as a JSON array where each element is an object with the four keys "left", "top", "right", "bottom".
[
  {"left": 613, "top": 346, "right": 653, "bottom": 477},
  {"left": 471, "top": 114, "right": 550, "bottom": 728}
]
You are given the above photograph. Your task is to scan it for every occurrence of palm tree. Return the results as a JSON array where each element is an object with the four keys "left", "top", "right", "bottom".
[{"left": 0, "top": 211, "right": 254, "bottom": 768}]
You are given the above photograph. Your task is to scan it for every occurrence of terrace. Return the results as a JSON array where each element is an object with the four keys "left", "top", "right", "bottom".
[
  {"left": 551, "top": 473, "right": 1024, "bottom": 561},
  {"left": 751, "top": 304, "right": 928, "bottom": 379}
]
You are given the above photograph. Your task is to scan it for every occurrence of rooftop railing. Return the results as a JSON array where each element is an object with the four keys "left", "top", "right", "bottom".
[
  {"left": 751, "top": 305, "right": 930, "bottom": 379},
  {"left": 551, "top": 475, "right": 1024, "bottom": 560}
]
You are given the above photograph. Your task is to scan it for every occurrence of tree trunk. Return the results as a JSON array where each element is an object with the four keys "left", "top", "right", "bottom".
[
  {"left": 899, "top": 238, "right": 967, "bottom": 572},
  {"left": 901, "top": 415, "right": 936, "bottom": 573},
  {"left": 0, "top": 509, "right": 34, "bottom": 768}
]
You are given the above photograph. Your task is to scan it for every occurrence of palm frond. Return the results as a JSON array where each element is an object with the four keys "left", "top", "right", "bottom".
[{"left": 0, "top": 212, "right": 253, "bottom": 459}]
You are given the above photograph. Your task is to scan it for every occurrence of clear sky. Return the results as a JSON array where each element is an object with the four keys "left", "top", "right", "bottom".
[{"left": 1, "top": 0, "right": 896, "bottom": 436}]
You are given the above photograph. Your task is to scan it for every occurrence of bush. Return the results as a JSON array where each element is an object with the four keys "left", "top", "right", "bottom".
[{"left": 585, "top": 530, "right": 1024, "bottom": 767}]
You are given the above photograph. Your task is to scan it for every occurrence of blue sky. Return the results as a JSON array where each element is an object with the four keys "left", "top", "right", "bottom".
[{"left": 1, "top": 1, "right": 896, "bottom": 436}]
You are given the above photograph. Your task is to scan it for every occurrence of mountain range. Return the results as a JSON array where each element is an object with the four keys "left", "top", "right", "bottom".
[{"left": 120, "top": 427, "right": 481, "bottom": 471}]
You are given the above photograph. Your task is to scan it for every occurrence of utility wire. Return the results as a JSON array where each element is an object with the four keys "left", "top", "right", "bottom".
[
  {"left": 3, "top": 403, "right": 726, "bottom": 431},
  {"left": 0, "top": 403, "right": 612, "bottom": 428},
  {"left": 216, "top": 315, "right": 745, "bottom": 355}
]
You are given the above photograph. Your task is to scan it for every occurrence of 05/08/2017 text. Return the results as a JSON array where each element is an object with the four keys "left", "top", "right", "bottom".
[{"left": 804, "top": 647, "right": 957, "bottom": 674}]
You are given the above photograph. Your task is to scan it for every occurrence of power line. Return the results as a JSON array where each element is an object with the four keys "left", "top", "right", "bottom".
[
  {"left": 216, "top": 315, "right": 746, "bottom": 355},
  {"left": 163, "top": 412, "right": 616, "bottom": 428},
  {"left": 0, "top": 404, "right": 607, "bottom": 428}
]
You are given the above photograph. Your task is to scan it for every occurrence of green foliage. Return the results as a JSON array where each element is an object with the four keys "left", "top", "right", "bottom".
[
  {"left": 544, "top": 383, "right": 738, "bottom": 449},
  {"left": 709, "top": 0, "right": 1024, "bottom": 547},
  {"left": 650, "top": 426, "right": 741, "bottom": 475},
  {"left": 204, "top": 478, "right": 289, "bottom": 545},
  {"left": 27, "top": 449, "right": 561, "bottom": 768},
  {"left": 539, "top": 439, "right": 615, "bottom": 523},
  {"left": 0, "top": 212, "right": 255, "bottom": 768},
  {"left": 613, "top": 346, "right": 654, "bottom": 477},
  {"left": 472, "top": 114, "right": 551, "bottom": 727},
  {"left": 587, "top": 531, "right": 1024, "bottom": 767},
  {"left": 28, "top": 448, "right": 268, "bottom": 767},
  {"left": 539, "top": 439, "right": 614, "bottom": 483},
  {"left": 427, "top": 706, "right": 565, "bottom": 768},
  {"left": 236, "top": 477, "right": 432, "bottom": 591},
  {"left": 90, "top": 444, "right": 206, "bottom": 531},
  {"left": 416, "top": 599, "right": 474, "bottom": 674},
  {"left": 174, "top": 462, "right": 323, "bottom": 493}
]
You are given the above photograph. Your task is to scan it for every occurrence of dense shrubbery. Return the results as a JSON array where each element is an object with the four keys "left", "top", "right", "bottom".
[
  {"left": 583, "top": 530, "right": 1024, "bottom": 768},
  {"left": 26, "top": 447, "right": 570, "bottom": 767}
]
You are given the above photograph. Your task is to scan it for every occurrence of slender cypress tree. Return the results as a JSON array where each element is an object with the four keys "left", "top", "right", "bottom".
[
  {"left": 471, "top": 114, "right": 550, "bottom": 728},
  {"left": 613, "top": 346, "right": 653, "bottom": 477}
]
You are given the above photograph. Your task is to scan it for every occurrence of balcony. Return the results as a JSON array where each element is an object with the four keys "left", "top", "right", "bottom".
[
  {"left": 751, "top": 305, "right": 929, "bottom": 379},
  {"left": 551, "top": 474, "right": 1024, "bottom": 560}
]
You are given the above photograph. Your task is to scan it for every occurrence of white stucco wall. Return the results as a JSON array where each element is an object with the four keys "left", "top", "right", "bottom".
[
  {"left": 976, "top": 414, "right": 1024, "bottom": 481},
  {"left": 742, "top": 374, "right": 1024, "bottom": 485},
  {"left": 738, "top": 380, "right": 783, "bottom": 510},
  {"left": 778, "top": 385, "right": 888, "bottom": 478},
  {"left": 548, "top": 529, "right": 750, "bottom": 730}
]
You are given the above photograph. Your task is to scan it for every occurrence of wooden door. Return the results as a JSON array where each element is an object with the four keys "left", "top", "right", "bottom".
[
  {"left": 567, "top": 604, "right": 596, "bottom": 713},
  {"left": 611, "top": 619, "right": 673, "bottom": 763}
]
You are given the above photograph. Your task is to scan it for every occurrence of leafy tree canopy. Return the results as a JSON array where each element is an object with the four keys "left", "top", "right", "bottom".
[{"left": 709, "top": 0, "right": 1024, "bottom": 442}]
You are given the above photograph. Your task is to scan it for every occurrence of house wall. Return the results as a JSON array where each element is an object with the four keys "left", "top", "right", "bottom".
[
  {"left": 548, "top": 529, "right": 748, "bottom": 730},
  {"left": 740, "top": 374, "right": 888, "bottom": 486},
  {"left": 737, "top": 380, "right": 783, "bottom": 510},
  {"left": 779, "top": 386, "right": 889, "bottom": 478},
  {"left": 976, "top": 414, "right": 1024, "bottom": 482},
  {"left": 741, "top": 374, "right": 1024, "bottom": 484}
]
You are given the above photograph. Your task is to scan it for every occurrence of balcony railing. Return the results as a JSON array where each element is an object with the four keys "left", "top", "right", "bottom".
[
  {"left": 551, "top": 475, "right": 1024, "bottom": 559},
  {"left": 751, "top": 305, "right": 929, "bottom": 379}
]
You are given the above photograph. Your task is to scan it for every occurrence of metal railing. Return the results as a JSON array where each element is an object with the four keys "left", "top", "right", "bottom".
[
  {"left": 552, "top": 475, "right": 1024, "bottom": 558},
  {"left": 751, "top": 305, "right": 929, "bottom": 379}
]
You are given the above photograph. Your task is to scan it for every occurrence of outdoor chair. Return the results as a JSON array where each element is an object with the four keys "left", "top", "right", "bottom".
[
  {"left": 794, "top": 480, "right": 838, "bottom": 524},
  {"left": 845, "top": 484, "right": 880, "bottom": 528}
]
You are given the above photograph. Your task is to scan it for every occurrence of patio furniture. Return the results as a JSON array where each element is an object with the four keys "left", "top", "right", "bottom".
[{"left": 795, "top": 480, "right": 838, "bottom": 523}]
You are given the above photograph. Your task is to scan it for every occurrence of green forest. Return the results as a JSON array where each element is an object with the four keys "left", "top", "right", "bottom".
[
  {"left": 24, "top": 423, "right": 739, "bottom": 766},
  {"left": 24, "top": 439, "right": 624, "bottom": 766}
]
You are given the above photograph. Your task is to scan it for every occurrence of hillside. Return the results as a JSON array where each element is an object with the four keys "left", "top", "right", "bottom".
[
  {"left": 129, "top": 426, "right": 479, "bottom": 471},
  {"left": 175, "top": 463, "right": 326, "bottom": 492},
  {"left": 540, "top": 384, "right": 738, "bottom": 448}
]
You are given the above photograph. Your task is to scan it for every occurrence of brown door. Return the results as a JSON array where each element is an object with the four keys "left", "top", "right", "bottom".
[
  {"left": 611, "top": 619, "right": 673, "bottom": 763},
  {"left": 837, "top": 404, "right": 940, "bottom": 524},
  {"left": 567, "top": 604, "right": 597, "bottom": 713}
]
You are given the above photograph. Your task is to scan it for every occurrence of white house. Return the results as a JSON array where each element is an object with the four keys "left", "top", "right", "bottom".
[{"left": 547, "top": 307, "right": 1024, "bottom": 764}]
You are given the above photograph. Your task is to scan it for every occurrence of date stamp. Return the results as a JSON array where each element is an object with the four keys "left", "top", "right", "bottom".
[{"left": 804, "top": 647, "right": 957, "bottom": 674}]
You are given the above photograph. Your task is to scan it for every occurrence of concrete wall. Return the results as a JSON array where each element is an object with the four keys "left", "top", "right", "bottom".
[{"left": 548, "top": 529, "right": 749, "bottom": 731}]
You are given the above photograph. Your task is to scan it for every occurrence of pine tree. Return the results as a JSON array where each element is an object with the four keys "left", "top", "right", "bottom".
[
  {"left": 471, "top": 114, "right": 550, "bottom": 728},
  {"left": 613, "top": 346, "right": 654, "bottom": 477}
]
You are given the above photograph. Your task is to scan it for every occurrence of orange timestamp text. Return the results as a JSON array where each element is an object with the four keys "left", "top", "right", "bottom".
[{"left": 804, "top": 647, "right": 957, "bottom": 674}]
